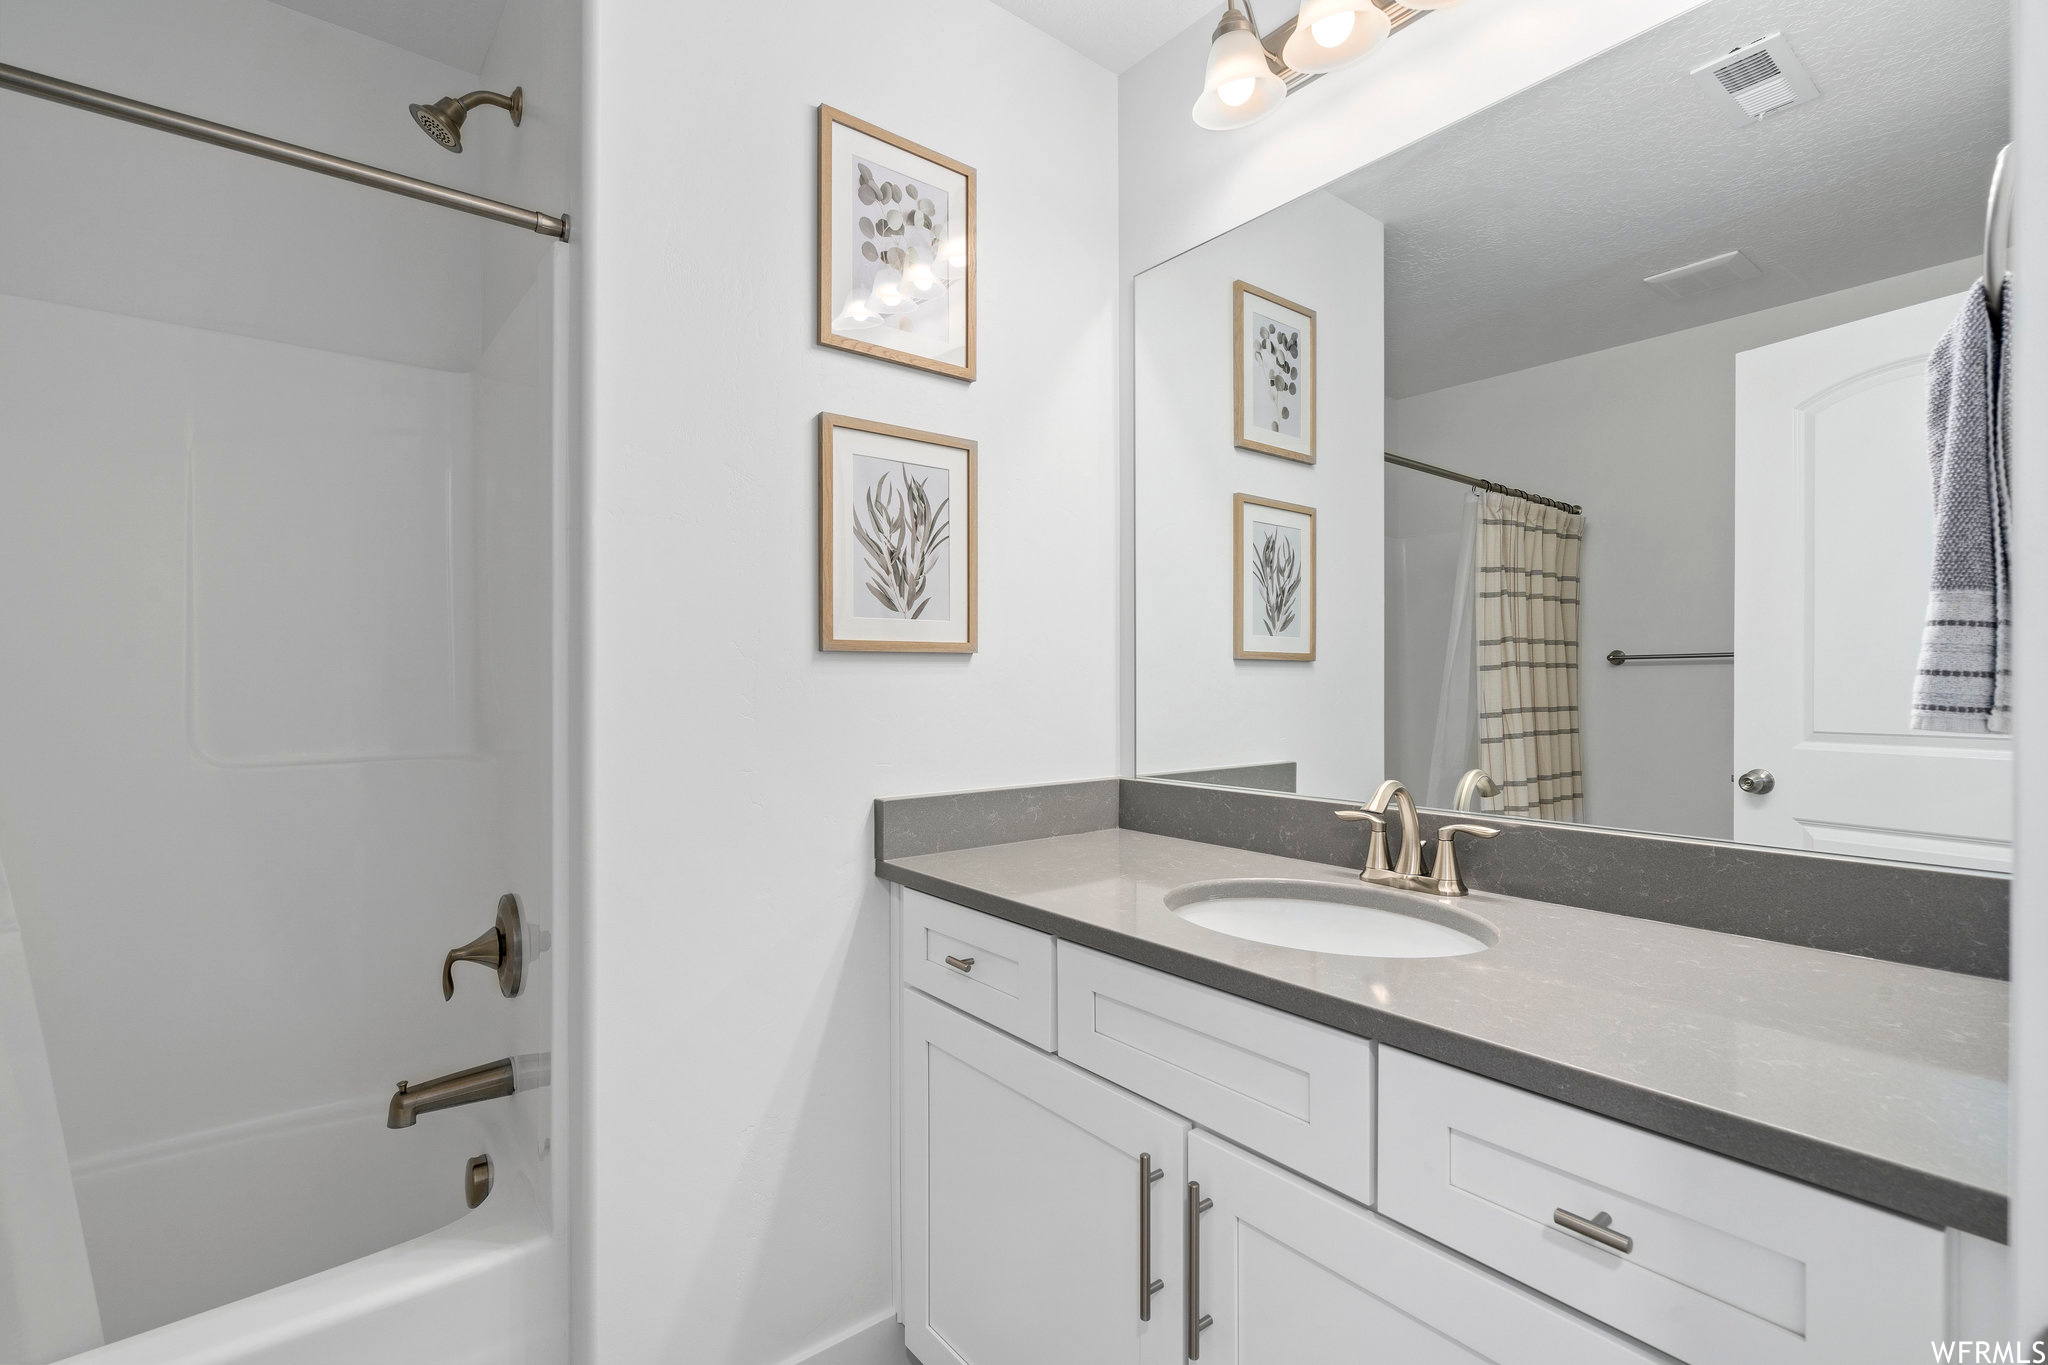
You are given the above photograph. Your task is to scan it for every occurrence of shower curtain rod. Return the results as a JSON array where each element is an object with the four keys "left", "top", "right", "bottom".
[
  {"left": 0, "top": 62, "right": 570, "bottom": 241},
  {"left": 1383, "top": 452, "right": 1582, "bottom": 516}
]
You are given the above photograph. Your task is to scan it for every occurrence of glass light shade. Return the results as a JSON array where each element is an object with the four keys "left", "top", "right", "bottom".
[
  {"left": 1191, "top": 24, "right": 1285, "bottom": 130},
  {"left": 1281, "top": 0, "right": 1390, "bottom": 73}
]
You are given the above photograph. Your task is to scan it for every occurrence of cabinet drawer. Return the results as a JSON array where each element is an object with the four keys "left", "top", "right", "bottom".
[
  {"left": 900, "top": 889, "right": 1056, "bottom": 1050},
  {"left": 1057, "top": 942, "right": 1374, "bottom": 1205},
  {"left": 1377, "top": 1047, "right": 1947, "bottom": 1365}
]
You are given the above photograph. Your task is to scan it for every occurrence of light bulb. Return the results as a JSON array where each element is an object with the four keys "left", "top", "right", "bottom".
[
  {"left": 1218, "top": 76, "right": 1257, "bottom": 107},
  {"left": 1311, "top": 10, "right": 1355, "bottom": 46},
  {"left": 1280, "top": 0, "right": 1388, "bottom": 75},
  {"left": 870, "top": 271, "right": 903, "bottom": 311}
]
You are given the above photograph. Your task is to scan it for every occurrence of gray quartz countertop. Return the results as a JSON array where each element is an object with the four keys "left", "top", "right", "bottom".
[{"left": 880, "top": 826, "right": 2009, "bottom": 1240}]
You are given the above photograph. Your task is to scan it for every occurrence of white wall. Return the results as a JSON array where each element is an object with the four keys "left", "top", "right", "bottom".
[
  {"left": 1135, "top": 192, "right": 1384, "bottom": 798},
  {"left": 581, "top": 2, "right": 1119, "bottom": 1362},
  {"left": 1387, "top": 257, "right": 1980, "bottom": 838}
]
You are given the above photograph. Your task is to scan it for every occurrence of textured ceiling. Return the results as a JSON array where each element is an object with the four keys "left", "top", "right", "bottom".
[
  {"left": 1325, "top": 0, "right": 2010, "bottom": 397},
  {"left": 987, "top": 0, "right": 1221, "bottom": 72},
  {"left": 268, "top": 0, "right": 510, "bottom": 73}
]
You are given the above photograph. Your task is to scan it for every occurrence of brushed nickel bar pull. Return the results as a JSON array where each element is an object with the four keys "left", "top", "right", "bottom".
[
  {"left": 1554, "top": 1207, "right": 1633, "bottom": 1253},
  {"left": 943, "top": 955, "right": 975, "bottom": 973},
  {"left": 0, "top": 62, "right": 570, "bottom": 240},
  {"left": 1186, "top": 1181, "right": 1214, "bottom": 1357},
  {"left": 1138, "top": 1153, "right": 1165, "bottom": 1320}
]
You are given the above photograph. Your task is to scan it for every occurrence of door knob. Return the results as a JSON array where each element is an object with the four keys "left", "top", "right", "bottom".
[
  {"left": 1737, "top": 768, "right": 1775, "bottom": 795},
  {"left": 443, "top": 894, "right": 525, "bottom": 1000}
]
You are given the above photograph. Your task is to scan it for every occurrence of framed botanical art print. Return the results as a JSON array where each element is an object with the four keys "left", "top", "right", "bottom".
[
  {"left": 1234, "top": 494, "right": 1315, "bottom": 661},
  {"left": 1233, "top": 281, "right": 1316, "bottom": 462},
  {"left": 820, "top": 414, "right": 977, "bottom": 653},
  {"left": 818, "top": 106, "right": 977, "bottom": 381}
]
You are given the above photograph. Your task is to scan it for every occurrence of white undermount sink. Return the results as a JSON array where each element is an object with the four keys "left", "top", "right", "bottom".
[{"left": 1165, "top": 879, "right": 1497, "bottom": 959}]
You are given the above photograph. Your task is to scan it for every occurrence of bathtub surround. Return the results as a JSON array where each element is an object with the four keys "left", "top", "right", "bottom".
[
  {"left": 0, "top": 0, "right": 575, "bottom": 1351},
  {"left": 874, "top": 781, "right": 2010, "bottom": 1238}
]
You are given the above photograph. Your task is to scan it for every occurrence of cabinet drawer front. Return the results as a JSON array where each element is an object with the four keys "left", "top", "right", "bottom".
[
  {"left": 1057, "top": 942, "right": 1374, "bottom": 1205},
  {"left": 1189, "top": 1131, "right": 1659, "bottom": 1365},
  {"left": 1377, "top": 1047, "right": 1946, "bottom": 1365},
  {"left": 901, "top": 889, "right": 1056, "bottom": 1049}
]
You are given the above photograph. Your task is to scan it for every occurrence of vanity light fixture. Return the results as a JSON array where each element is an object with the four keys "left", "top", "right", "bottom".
[{"left": 1193, "top": 0, "right": 1442, "bottom": 132}]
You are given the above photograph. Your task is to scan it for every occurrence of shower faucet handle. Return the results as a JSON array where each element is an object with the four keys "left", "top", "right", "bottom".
[{"left": 443, "top": 894, "right": 525, "bottom": 1000}]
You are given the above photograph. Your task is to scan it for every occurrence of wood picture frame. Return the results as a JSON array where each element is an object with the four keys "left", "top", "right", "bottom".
[
  {"left": 1234, "top": 493, "right": 1316, "bottom": 661},
  {"left": 820, "top": 413, "right": 978, "bottom": 653},
  {"left": 817, "top": 106, "right": 977, "bottom": 381},
  {"left": 1233, "top": 280, "right": 1316, "bottom": 462}
]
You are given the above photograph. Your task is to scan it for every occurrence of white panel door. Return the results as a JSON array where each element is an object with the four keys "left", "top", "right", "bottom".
[
  {"left": 901, "top": 989, "right": 1189, "bottom": 1365},
  {"left": 1734, "top": 293, "right": 2013, "bottom": 868},
  {"left": 1186, "top": 1131, "right": 1656, "bottom": 1365}
]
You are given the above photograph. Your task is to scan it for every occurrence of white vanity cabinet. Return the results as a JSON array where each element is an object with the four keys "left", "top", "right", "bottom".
[
  {"left": 896, "top": 893, "right": 1982, "bottom": 1365},
  {"left": 900, "top": 988, "right": 1189, "bottom": 1365}
]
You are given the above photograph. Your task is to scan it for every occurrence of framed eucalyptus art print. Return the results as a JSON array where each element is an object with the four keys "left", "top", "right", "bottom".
[
  {"left": 818, "top": 106, "right": 977, "bottom": 381},
  {"left": 820, "top": 414, "right": 977, "bottom": 653},
  {"left": 1233, "top": 281, "right": 1315, "bottom": 462},
  {"left": 1234, "top": 494, "right": 1315, "bottom": 661}
]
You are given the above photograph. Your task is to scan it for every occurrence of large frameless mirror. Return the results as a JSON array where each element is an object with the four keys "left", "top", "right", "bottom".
[{"left": 1134, "top": 0, "right": 2013, "bottom": 871}]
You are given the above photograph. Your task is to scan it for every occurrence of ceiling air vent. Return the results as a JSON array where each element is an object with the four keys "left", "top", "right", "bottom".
[{"left": 1690, "top": 33, "right": 1819, "bottom": 126}]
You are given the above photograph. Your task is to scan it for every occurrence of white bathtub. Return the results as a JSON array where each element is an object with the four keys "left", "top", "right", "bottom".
[{"left": 60, "top": 1101, "right": 563, "bottom": 1365}]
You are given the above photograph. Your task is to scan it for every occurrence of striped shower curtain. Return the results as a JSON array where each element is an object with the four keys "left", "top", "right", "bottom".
[{"left": 1475, "top": 490, "right": 1584, "bottom": 821}]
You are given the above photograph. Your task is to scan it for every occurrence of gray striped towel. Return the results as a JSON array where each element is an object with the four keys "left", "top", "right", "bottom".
[{"left": 1912, "top": 278, "right": 2013, "bottom": 733}]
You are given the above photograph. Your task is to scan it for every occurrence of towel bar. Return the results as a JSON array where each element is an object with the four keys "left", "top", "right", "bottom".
[{"left": 1606, "top": 649, "right": 1732, "bottom": 665}]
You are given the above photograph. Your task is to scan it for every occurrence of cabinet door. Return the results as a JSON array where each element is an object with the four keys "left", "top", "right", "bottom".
[
  {"left": 1187, "top": 1131, "right": 1657, "bottom": 1365},
  {"left": 902, "top": 989, "right": 1189, "bottom": 1365}
]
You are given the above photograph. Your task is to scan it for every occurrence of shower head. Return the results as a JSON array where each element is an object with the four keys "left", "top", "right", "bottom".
[{"left": 408, "top": 86, "right": 522, "bottom": 153}]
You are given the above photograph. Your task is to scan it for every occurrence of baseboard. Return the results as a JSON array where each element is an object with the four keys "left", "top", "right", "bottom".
[{"left": 775, "top": 1308, "right": 907, "bottom": 1365}]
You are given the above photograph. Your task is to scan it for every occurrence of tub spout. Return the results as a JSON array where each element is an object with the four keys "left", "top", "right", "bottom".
[{"left": 388, "top": 1058, "right": 515, "bottom": 1129}]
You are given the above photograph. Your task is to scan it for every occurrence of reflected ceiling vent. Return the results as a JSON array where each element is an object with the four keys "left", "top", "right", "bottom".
[
  {"left": 1643, "top": 249, "right": 1763, "bottom": 301},
  {"left": 1691, "top": 33, "right": 1820, "bottom": 126}
]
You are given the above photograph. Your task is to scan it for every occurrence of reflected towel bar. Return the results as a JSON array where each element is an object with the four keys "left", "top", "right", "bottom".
[
  {"left": 1606, "top": 649, "right": 1733, "bottom": 665},
  {"left": 0, "top": 61, "right": 569, "bottom": 240}
]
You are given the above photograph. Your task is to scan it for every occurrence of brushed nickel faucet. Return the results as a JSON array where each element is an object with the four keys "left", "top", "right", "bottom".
[
  {"left": 1453, "top": 768, "right": 1500, "bottom": 812},
  {"left": 1337, "top": 779, "right": 1497, "bottom": 895},
  {"left": 388, "top": 1058, "right": 515, "bottom": 1129}
]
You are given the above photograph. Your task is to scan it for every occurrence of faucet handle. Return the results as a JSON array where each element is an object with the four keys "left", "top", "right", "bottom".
[
  {"left": 1425, "top": 824, "right": 1498, "bottom": 897},
  {"left": 1336, "top": 809, "right": 1391, "bottom": 876},
  {"left": 442, "top": 894, "right": 525, "bottom": 1001}
]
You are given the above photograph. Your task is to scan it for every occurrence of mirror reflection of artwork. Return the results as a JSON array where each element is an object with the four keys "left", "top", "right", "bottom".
[
  {"left": 1234, "top": 281, "right": 1316, "bottom": 462},
  {"left": 1235, "top": 494, "right": 1316, "bottom": 660},
  {"left": 818, "top": 106, "right": 976, "bottom": 381},
  {"left": 820, "top": 414, "right": 976, "bottom": 653}
]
